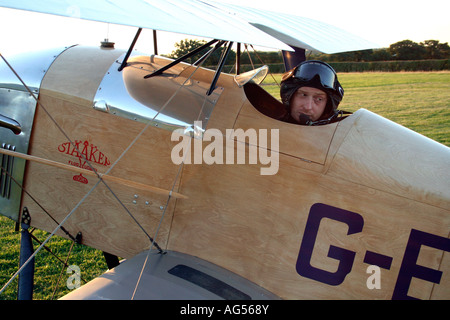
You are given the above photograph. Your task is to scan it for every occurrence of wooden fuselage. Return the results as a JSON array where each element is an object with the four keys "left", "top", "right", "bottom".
[{"left": 9, "top": 46, "right": 450, "bottom": 299}]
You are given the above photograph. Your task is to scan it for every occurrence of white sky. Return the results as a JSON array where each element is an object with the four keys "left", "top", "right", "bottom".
[{"left": 0, "top": 0, "right": 449, "bottom": 56}]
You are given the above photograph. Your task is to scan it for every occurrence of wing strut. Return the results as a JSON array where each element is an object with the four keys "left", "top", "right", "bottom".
[
  {"left": 142, "top": 39, "right": 233, "bottom": 96},
  {"left": 118, "top": 28, "right": 143, "bottom": 72},
  {"left": 236, "top": 43, "right": 241, "bottom": 75},
  {"left": 281, "top": 45, "right": 306, "bottom": 71},
  {"left": 144, "top": 39, "right": 219, "bottom": 79},
  {"left": 153, "top": 30, "right": 158, "bottom": 55},
  {"left": 206, "top": 41, "right": 233, "bottom": 96},
  {"left": 193, "top": 40, "right": 226, "bottom": 67}
]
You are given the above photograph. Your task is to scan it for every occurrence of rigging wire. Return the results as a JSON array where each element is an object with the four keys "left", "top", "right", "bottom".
[
  {"left": 27, "top": 229, "right": 87, "bottom": 285},
  {"left": 1, "top": 158, "right": 86, "bottom": 298},
  {"left": 244, "top": 44, "right": 255, "bottom": 70},
  {"left": 0, "top": 38, "right": 227, "bottom": 298},
  {"left": 0, "top": 166, "right": 78, "bottom": 242},
  {"left": 0, "top": 177, "right": 103, "bottom": 295},
  {"left": 0, "top": 46, "right": 174, "bottom": 239},
  {"left": 0, "top": 48, "right": 159, "bottom": 294},
  {"left": 130, "top": 43, "right": 222, "bottom": 299},
  {"left": 0, "top": 53, "right": 159, "bottom": 247},
  {"left": 51, "top": 239, "right": 76, "bottom": 299},
  {"left": 248, "top": 44, "right": 281, "bottom": 88}
]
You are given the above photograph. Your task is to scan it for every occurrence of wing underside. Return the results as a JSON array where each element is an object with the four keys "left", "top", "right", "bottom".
[{"left": 0, "top": 0, "right": 379, "bottom": 53}]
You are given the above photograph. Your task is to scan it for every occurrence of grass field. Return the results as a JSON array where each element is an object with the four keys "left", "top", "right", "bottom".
[
  {"left": 0, "top": 71, "right": 449, "bottom": 300},
  {"left": 263, "top": 71, "right": 450, "bottom": 146},
  {"left": 0, "top": 220, "right": 107, "bottom": 300}
]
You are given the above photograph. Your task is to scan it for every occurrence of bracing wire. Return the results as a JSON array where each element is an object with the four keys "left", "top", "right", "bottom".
[
  {"left": 0, "top": 39, "right": 227, "bottom": 298},
  {"left": 130, "top": 43, "right": 225, "bottom": 299},
  {"left": 0, "top": 48, "right": 159, "bottom": 294},
  {"left": 0, "top": 51, "right": 160, "bottom": 255}
]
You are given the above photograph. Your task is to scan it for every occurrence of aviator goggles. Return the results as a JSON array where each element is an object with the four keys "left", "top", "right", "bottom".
[{"left": 282, "top": 60, "right": 338, "bottom": 91}]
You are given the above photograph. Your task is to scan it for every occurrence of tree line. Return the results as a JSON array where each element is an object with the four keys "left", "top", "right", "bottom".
[
  {"left": 313, "top": 40, "right": 450, "bottom": 62},
  {"left": 166, "top": 39, "right": 450, "bottom": 64}
]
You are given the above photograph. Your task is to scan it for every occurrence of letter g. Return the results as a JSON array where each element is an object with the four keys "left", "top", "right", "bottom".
[{"left": 296, "top": 203, "right": 364, "bottom": 286}]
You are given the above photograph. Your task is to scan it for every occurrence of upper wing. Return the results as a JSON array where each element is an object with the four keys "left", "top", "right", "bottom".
[
  {"left": 205, "top": 1, "right": 380, "bottom": 54},
  {"left": 0, "top": 0, "right": 379, "bottom": 53},
  {"left": 0, "top": 0, "right": 291, "bottom": 51}
]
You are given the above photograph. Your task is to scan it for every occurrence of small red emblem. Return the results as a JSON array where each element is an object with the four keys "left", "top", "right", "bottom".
[{"left": 73, "top": 173, "right": 88, "bottom": 184}]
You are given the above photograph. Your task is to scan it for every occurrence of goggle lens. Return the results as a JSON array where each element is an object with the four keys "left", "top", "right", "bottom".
[{"left": 293, "top": 62, "right": 336, "bottom": 90}]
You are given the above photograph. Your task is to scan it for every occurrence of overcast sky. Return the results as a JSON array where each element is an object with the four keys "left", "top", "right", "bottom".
[{"left": 0, "top": 0, "right": 449, "bottom": 56}]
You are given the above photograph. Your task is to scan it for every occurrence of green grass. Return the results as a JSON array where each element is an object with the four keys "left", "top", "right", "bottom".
[
  {"left": 262, "top": 71, "right": 450, "bottom": 146},
  {"left": 0, "top": 216, "right": 107, "bottom": 300},
  {"left": 0, "top": 71, "right": 449, "bottom": 300}
]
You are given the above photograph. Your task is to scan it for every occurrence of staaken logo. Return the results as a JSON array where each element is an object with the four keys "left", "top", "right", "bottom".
[
  {"left": 58, "top": 140, "right": 110, "bottom": 184},
  {"left": 58, "top": 140, "right": 111, "bottom": 170}
]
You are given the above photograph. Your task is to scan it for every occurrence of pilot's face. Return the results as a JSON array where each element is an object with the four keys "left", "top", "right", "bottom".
[{"left": 290, "top": 86, "right": 328, "bottom": 122}]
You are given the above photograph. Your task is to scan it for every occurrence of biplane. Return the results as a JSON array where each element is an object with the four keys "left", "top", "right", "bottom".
[{"left": 0, "top": 0, "right": 449, "bottom": 300}]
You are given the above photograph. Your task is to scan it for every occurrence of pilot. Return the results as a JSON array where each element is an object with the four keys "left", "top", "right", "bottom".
[{"left": 280, "top": 60, "right": 349, "bottom": 125}]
